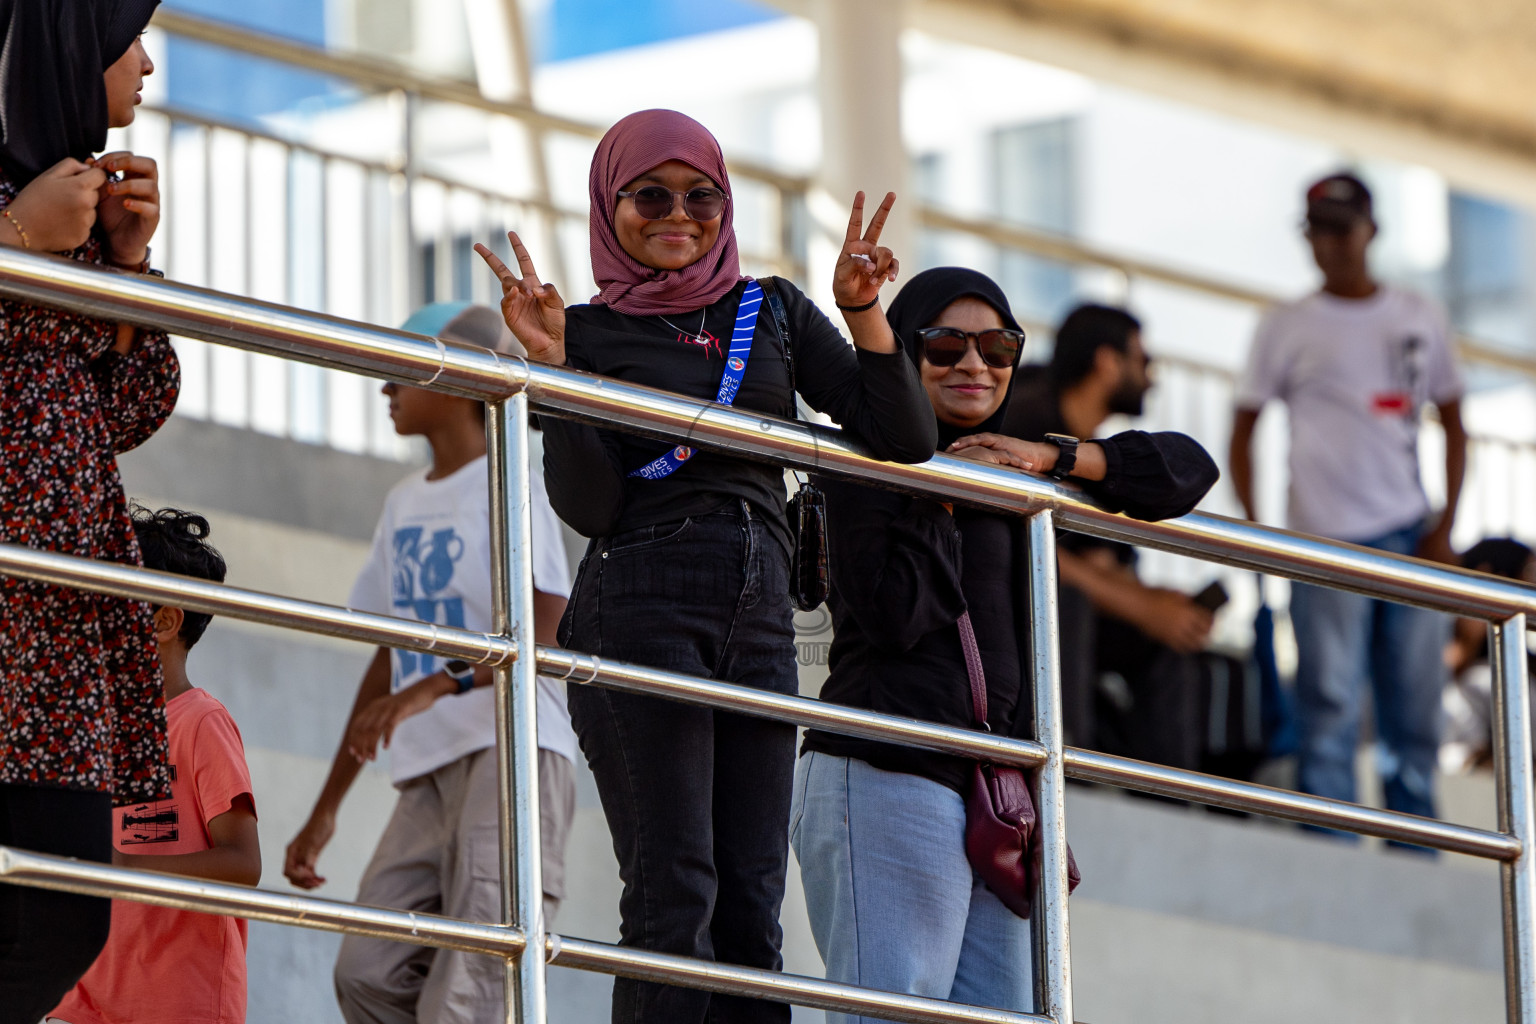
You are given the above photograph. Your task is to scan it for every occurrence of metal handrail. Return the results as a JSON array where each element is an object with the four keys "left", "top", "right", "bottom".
[
  {"left": 2, "top": 540, "right": 1517, "bottom": 860},
  {"left": 2, "top": 248, "right": 1532, "bottom": 620},
  {"left": 137, "top": 103, "right": 795, "bottom": 282},
  {"left": 148, "top": 102, "right": 581, "bottom": 223},
  {"left": 927, "top": 206, "right": 1536, "bottom": 380},
  {"left": 147, "top": 8, "right": 1536, "bottom": 386},
  {"left": 148, "top": 8, "right": 811, "bottom": 197},
  {"left": 0, "top": 245, "right": 1531, "bottom": 1023}
]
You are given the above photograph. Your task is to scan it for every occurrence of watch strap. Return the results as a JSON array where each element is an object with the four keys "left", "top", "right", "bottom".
[
  {"left": 444, "top": 660, "right": 475, "bottom": 695},
  {"left": 1044, "top": 433, "right": 1079, "bottom": 481}
]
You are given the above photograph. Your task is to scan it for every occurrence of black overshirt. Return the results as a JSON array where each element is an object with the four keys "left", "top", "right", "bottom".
[
  {"left": 802, "top": 371, "right": 1220, "bottom": 792},
  {"left": 542, "top": 279, "right": 938, "bottom": 554}
]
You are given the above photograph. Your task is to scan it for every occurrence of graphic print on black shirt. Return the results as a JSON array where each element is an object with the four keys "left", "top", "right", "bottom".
[
  {"left": 674, "top": 327, "right": 721, "bottom": 359},
  {"left": 119, "top": 762, "right": 179, "bottom": 845}
]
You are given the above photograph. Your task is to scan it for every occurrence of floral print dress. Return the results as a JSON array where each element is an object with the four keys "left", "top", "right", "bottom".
[{"left": 0, "top": 172, "right": 178, "bottom": 805}]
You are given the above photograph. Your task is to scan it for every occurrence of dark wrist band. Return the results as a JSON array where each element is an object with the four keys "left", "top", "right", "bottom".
[
  {"left": 1043, "top": 433, "right": 1080, "bottom": 481},
  {"left": 836, "top": 297, "right": 880, "bottom": 313}
]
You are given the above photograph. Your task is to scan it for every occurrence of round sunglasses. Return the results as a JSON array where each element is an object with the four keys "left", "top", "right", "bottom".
[
  {"left": 616, "top": 186, "right": 729, "bottom": 222},
  {"left": 915, "top": 327, "right": 1025, "bottom": 369}
]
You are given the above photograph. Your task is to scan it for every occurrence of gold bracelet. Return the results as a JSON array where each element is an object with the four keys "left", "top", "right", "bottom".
[{"left": 2, "top": 208, "right": 30, "bottom": 249}]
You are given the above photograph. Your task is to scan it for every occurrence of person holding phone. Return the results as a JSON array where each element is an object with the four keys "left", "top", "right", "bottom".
[
  {"left": 998, "top": 304, "right": 1220, "bottom": 767},
  {"left": 475, "top": 109, "right": 935, "bottom": 1024}
]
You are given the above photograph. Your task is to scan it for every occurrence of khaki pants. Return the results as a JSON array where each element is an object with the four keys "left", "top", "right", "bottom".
[{"left": 334, "top": 747, "right": 575, "bottom": 1024}]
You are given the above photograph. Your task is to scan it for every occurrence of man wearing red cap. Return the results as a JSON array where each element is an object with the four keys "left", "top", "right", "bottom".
[{"left": 1229, "top": 173, "right": 1466, "bottom": 837}]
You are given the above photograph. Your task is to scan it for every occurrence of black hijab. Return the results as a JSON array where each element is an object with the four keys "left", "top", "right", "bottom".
[
  {"left": 885, "top": 266, "right": 1026, "bottom": 449},
  {"left": 0, "top": 0, "right": 160, "bottom": 186}
]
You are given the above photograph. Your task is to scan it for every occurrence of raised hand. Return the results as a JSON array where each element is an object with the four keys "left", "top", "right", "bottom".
[
  {"left": 832, "top": 191, "right": 900, "bottom": 313},
  {"left": 474, "top": 231, "right": 566, "bottom": 365},
  {"left": 2, "top": 158, "right": 106, "bottom": 253},
  {"left": 93, "top": 151, "right": 159, "bottom": 266}
]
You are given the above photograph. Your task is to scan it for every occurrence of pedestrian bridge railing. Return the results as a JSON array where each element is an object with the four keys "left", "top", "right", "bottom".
[{"left": 0, "top": 245, "right": 1532, "bottom": 1024}]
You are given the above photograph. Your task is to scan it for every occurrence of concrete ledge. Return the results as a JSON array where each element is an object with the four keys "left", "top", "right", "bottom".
[{"left": 119, "top": 415, "right": 420, "bottom": 541}]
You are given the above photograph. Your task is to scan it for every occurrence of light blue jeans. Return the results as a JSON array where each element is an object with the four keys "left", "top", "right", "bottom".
[
  {"left": 1289, "top": 520, "right": 1449, "bottom": 826},
  {"left": 790, "top": 751, "right": 1033, "bottom": 1023}
]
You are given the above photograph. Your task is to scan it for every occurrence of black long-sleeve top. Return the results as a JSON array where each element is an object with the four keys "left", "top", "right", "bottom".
[
  {"left": 801, "top": 407, "right": 1219, "bottom": 793},
  {"left": 542, "top": 279, "right": 938, "bottom": 553}
]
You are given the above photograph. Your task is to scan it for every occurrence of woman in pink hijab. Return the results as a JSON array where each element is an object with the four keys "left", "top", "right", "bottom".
[{"left": 478, "top": 109, "right": 934, "bottom": 1024}]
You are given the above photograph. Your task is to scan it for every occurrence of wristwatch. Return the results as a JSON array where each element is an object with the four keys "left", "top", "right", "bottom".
[
  {"left": 444, "top": 660, "right": 476, "bottom": 695},
  {"left": 1043, "top": 433, "right": 1080, "bottom": 481}
]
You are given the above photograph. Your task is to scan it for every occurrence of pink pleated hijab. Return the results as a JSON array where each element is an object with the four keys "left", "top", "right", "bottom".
[{"left": 588, "top": 109, "right": 744, "bottom": 316}]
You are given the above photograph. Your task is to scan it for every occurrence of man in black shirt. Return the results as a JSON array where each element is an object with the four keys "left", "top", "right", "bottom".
[{"left": 1003, "top": 304, "right": 1214, "bottom": 763}]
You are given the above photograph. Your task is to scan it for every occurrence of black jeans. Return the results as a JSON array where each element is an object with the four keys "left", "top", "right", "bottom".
[
  {"left": 562, "top": 502, "right": 798, "bottom": 1024},
  {"left": 0, "top": 783, "right": 113, "bottom": 1024}
]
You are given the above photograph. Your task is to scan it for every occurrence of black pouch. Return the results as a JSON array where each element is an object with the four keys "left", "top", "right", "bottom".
[
  {"left": 787, "top": 480, "right": 828, "bottom": 611},
  {"left": 763, "top": 278, "right": 829, "bottom": 611}
]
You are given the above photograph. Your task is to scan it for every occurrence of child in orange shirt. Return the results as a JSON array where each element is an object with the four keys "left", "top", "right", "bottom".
[{"left": 51, "top": 507, "right": 260, "bottom": 1024}]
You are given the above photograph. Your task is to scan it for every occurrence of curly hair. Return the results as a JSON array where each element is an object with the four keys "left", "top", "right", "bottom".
[{"left": 130, "top": 504, "right": 228, "bottom": 649}]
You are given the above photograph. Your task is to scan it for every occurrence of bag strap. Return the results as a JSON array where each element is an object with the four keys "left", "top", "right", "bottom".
[
  {"left": 627, "top": 280, "right": 763, "bottom": 480},
  {"left": 956, "top": 610, "right": 989, "bottom": 730},
  {"left": 761, "top": 276, "right": 799, "bottom": 421}
]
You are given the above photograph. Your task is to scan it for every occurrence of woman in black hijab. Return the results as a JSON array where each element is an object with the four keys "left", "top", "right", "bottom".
[
  {"left": 0, "top": 3, "right": 178, "bottom": 1019},
  {"left": 791, "top": 268, "right": 1216, "bottom": 1021}
]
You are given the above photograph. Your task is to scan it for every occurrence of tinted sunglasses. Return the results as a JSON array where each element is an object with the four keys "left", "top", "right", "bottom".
[
  {"left": 616, "top": 185, "right": 729, "bottom": 221},
  {"left": 915, "top": 327, "right": 1025, "bottom": 369}
]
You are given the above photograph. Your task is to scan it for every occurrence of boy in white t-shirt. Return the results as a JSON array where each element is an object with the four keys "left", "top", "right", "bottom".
[
  {"left": 1230, "top": 174, "right": 1467, "bottom": 833},
  {"left": 282, "top": 304, "right": 578, "bottom": 1024}
]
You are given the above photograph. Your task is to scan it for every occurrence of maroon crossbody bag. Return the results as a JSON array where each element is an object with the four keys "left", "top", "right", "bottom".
[{"left": 956, "top": 610, "right": 1081, "bottom": 919}]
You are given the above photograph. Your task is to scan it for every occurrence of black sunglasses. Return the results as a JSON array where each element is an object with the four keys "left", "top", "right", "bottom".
[
  {"left": 915, "top": 327, "right": 1025, "bottom": 369},
  {"left": 616, "top": 185, "right": 729, "bottom": 221}
]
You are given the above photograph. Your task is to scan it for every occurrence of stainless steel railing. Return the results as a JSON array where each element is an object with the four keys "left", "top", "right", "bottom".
[
  {"left": 138, "top": 10, "right": 1536, "bottom": 488},
  {"left": 0, "top": 245, "right": 1533, "bottom": 1023}
]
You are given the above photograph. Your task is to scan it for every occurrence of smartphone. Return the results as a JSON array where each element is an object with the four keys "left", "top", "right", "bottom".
[{"left": 1192, "top": 580, "right": 1230, "bottom": 613}]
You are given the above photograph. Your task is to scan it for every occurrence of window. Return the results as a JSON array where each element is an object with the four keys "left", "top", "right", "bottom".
[
  {"left": 991, "top": 119, "right": 1077, "bottom": 325},
  {"left": 1446, "top": 193, "right": 1534, "bottom": 353}
]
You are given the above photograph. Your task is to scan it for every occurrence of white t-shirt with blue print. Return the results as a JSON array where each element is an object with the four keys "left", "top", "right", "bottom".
[{"left": 349, "top": 455, "right": 577, "bottom": 785}]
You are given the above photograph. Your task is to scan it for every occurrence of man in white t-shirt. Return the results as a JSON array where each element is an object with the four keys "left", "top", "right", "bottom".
[
  {"left": 1230, "top": 173, "right": 1467, "bottom": 832},
  {"left": 281, "top": 304, "right": 579, "bottom": 1024}
]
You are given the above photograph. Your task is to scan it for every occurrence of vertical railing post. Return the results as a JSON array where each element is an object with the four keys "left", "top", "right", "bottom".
[
  {"left": 1026, "top": 510, "right": 1073, "bottom": 1023},
  {"left": 402, "top": 89, "right": 422, "bottom": 310},
  {"left": 486, "top": 391, "right": 548, "bottom": 1024},
  {"left": 1493, "top": 613, "right": 1534, "bottom": 1024}
]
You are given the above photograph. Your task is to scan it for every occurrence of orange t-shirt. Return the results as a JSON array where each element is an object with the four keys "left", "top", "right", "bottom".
[{"left": 52, "top": 688, "right": 256, "bottom": 1024}]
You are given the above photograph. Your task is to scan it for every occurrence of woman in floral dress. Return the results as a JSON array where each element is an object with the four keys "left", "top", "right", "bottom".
[{"left": 0, "top": 2, "right": 179, "bottom": 1017}]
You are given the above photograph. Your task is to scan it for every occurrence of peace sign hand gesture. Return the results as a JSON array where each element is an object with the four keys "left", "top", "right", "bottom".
[
  {"left": 474, "top": 231, "right": 566, "bottom": 365},
  {"left": 831, "top": 191, "right": 900, "bottom": 312}
]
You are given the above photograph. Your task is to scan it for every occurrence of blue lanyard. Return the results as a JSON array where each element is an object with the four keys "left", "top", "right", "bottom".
[{"left": 628, "top": 279, "right": 764, "bottom": 480}]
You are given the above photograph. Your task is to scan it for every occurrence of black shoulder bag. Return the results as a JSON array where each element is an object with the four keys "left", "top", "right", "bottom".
[{"left": 761, "top": 278, "right": 829, "bottom": 612}]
